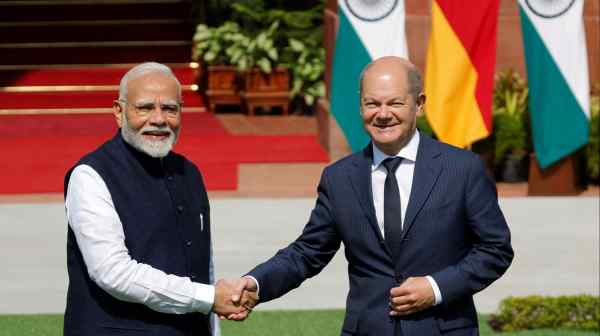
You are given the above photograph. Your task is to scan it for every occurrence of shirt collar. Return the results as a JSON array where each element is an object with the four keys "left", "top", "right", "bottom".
[{"left": 372, "top": 130, "right": 420, "bottom": 171}]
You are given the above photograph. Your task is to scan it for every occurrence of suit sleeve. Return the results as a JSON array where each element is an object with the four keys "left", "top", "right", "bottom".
[
  {"left": 247, "top": 168, "right": 342, "bottom": 302},
  {"left": 431, "top": 155, "right": 514, "bottom": 304}
]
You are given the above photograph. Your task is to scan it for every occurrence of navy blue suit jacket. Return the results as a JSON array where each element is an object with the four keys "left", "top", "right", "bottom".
[{"left": 248, "top": 134, "right": 513, "bottom": 335}]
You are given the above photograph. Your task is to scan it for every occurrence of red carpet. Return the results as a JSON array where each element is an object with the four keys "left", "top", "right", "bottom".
[
  {"left": 1, "top": 66, "right": 328, "bottom": 193},
  {"left": 0, "top": 67, "right": 197, "bottom": 87},
  {"left": 0, "top": 114, "right": 329, "bottom": 193},
  {"left": 0, "top": 91, "right": 204, "bottom": 109}
]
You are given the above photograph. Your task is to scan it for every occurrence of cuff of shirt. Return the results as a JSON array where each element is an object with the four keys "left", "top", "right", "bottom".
[
  {"left": 192, "top": 283, "right": 215, "bottom": 314},
  {"left": 243, "top": 275, "right": 260, "bottom": 298},
  {"left": 426, "top": 275, "right": 443, "bottom": 305}
]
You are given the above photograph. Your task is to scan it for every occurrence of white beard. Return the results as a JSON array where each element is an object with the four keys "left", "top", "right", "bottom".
[{"left": 121, "top": 114, "right": 179, "bottom": 158}]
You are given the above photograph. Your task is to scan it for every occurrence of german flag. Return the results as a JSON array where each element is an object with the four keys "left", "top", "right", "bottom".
[{"left": 424, "top": 0, "right": 500, "bottom": 148}]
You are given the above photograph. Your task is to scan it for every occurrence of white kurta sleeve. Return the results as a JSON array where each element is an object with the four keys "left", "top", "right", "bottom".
[{"left": 65, "top": 164, "right": 215, "bottom": 314}]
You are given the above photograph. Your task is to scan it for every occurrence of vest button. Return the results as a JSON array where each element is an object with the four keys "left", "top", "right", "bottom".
[
  {"left": 177, "top": 205, "right": 184, "bottom": 212},
  {"left": 167, "top": 175, "right": 173, "bottom": 181},
  {"left": 186, "top": 240, "right": 192, "bottom": 247},
  {"left": 191, "top": 274, "right": 197, "bottom": 279}
]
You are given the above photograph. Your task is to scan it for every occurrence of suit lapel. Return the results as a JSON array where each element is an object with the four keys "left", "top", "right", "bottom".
[
  {"left": 348, "top": 145, "right": 391, "bottom": 256},
  {"left": 402, "top": 134, "right": 442, "bottom": 240}
]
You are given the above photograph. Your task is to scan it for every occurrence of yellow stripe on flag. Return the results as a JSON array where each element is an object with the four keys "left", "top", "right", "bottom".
[{"left": 425, "top": 1, "right": 489, "bottom": 148}]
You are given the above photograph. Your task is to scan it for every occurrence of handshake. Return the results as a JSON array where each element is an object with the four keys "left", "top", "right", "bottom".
[{"left": 213, "top": 277, "right": 258, "bottom": 321}]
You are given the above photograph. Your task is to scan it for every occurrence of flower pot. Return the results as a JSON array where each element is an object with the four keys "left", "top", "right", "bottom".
[
  {"left": 241, "top": 67, "right": 290, "bottom": 115},
  {"left": 243, "top": 67, "right": 289, "bottom": 92},
  {"left": 204, "top": 65, "right": 241, "bottom": 112},
  {"left": 495, "top": 154, "right": 528, "bottom": 183}
]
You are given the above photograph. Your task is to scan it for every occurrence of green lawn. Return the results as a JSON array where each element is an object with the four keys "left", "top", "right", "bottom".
[{"left": 0, "top": 311, "right": 595, "bottom": 336}]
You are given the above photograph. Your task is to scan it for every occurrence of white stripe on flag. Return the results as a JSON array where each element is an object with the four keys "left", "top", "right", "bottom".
[
  {"left": 518, "top": 0, "right": 590, "bottom": 117},
  {"left": 339, "top": 0, "right": 409, "bottom": 60}
]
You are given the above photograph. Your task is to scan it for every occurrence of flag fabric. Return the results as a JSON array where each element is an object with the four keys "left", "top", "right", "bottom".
[
  {"left": 518, "top": 0, "right": 590, "bottom": 169},
  {"left": 424, "top": 0, "right": 500, "bottom": 148},
  {"left": 330, "top": 0, "right": 408, "bottom": 151}
]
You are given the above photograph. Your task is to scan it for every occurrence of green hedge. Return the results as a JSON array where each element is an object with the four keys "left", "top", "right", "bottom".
[{"left": 488, "top": 295, "right": 600, "bottom": 332}]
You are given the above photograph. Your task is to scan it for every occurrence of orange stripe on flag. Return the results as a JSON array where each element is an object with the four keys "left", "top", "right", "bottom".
[{"left": 425, "top": 1, "right": 489, "bottom": 148}]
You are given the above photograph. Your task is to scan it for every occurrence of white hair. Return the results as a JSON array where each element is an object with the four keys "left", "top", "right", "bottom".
[{"left": 118, "top": 62, "right": 182, "bottom": 102}]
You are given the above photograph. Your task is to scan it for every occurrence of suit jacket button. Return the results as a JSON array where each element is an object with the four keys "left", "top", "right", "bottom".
[
  {"left": 186, "top": 240, "right": 192, "bottom": 247},
  {"left": 177, "top": 205, "right": 184, "bottom": 212}
]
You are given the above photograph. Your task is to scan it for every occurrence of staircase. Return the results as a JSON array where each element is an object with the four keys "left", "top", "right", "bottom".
[
  {"left": 0, "top": 1, "right": 331, "bottom": 195},
  {"left": 0, "top": 0, "right": 203, "bottom": 115},
  {"left": 0, "top": 0, "right": 195, "bottom": 66}
]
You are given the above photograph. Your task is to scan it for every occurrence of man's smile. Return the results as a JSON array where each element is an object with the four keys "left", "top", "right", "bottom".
[
  {"left": 142, "top": 130, "right": 171, "bottom": 141},
  {"left": 373, "top": 123, "right": 400, "bottom": 130}
]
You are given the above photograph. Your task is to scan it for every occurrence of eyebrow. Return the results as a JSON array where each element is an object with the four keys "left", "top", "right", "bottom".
[
  {"left": 133, "top": 99, "right": 179, "bottom": 106},
  {"left": 160, "top": 100, "right": 179, "bottom": 106},
  {"left": 362, "top": 96, "right": 405, "bottom": 102}
]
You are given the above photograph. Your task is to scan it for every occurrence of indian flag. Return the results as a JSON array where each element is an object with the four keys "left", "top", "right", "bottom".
[
  {"left": 519, "top": 0, "right": 590, "bottom": 169},
  {"left": 330, "top": 0, "right": 408, "bottom": 151},
  {"left": 424, "top": 0, "right": 500, "bottom": 148}
]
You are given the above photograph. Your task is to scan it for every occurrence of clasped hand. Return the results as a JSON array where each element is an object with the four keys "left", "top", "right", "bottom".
[
  {"left": 213, "top": 277, "right": 258, "bottom": 321},
  {"left": 389, "top": 276, "right": 435, "bottom": 316}
]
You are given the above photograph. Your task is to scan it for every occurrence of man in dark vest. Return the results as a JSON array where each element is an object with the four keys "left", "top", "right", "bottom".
[{"left": 64, "top": 62, "right": 253, "bottom": 335}]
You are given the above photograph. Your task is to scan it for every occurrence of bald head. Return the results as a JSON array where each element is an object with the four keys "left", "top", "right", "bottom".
[{"left": 359, "top": 56, "right": 423, "bottom": 99}]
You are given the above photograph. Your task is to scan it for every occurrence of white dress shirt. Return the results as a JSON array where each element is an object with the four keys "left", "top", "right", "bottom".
[
  {"left": 65, "top": 164, "right": 220, "bottom": 335},
  {"left": 371, "top": 131, "right": 443, "bottom": 305}
]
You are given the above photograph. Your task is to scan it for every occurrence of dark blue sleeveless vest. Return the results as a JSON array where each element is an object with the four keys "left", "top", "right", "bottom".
[{"left": 64, "top": 132, "right": 212, "bottom": 336}]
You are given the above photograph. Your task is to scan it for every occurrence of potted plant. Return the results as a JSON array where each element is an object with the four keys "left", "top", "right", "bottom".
[
  {"left": 227, "top": 2, "right": 325, "bottom": 115},
  {"left": 282, "top": 37, "right": 326, "bottom": 111},
  {"left": 227, "top": 20, "right": 291, "bottom": 115},
  {"left": 492, "top": 70, "right": 530, "bottom": 182},
  {"left": 193, "top": 22, "right": 242, "bottom": 111},
  {"left": 585, "top": 83, "right": 600, "bottom": 184},
  {"left": 227, "top": 20, "right": 287, "bottom": 89}
]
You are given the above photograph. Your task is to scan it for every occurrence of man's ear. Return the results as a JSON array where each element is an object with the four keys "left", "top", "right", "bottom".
[
  {"left": 416, "top": 93, "right": 426, "bottom": 117},
  {"left": 113, "top": 100, "right": 123, "bottom": 128}
]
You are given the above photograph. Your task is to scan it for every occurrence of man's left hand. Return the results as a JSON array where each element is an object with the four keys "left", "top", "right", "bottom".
[{"left": 389, "top": 276, "right": 435, "bottom": 316}]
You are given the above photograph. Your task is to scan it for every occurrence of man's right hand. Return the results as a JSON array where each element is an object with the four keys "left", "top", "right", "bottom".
[
  {"left": 223, "top": 276, "right": 259, "bottom": 321},
  {"left": 213, "top": 279, "right": 257, "bottom": 317}
]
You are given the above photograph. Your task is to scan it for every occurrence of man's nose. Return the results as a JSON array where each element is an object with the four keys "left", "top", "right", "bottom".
[
  {"left": 377, "top": 105, "right": 393, "bottom": 119},
  {"left": 148, "top": 107, "right": 167, "bottom": 125}
]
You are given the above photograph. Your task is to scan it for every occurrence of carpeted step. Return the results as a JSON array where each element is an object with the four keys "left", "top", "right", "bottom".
[
  {"left": 0, "top": 0, "right": 192, "bottom": 22},
  {"left": 0, "top": 66, "right": 198, "bottom": 87},
  {"left": 0, "top": 90, "right": 204, "bottom": 109},
  {"left": 0, "top": 42, "right": 192, "bottom": 65},
  {"left": 0, "top": 113, "right": 328, "bottom": 193},
  {"left": 0, "top": 113, "right": 226, "bottom": 137},
  {"left": 0, "top": 134, "right": 238, "bottom": 193},
  {"left": 1, "top": 20, "right": 193, "bottom": 44}
]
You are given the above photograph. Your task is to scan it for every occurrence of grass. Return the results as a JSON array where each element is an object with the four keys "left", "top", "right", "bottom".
[
  {"left": 0, "top": 311, "right": 596, "bottom": 336},
  {"left": 0, "top": 315, "right": 63, "bottom": 336}
]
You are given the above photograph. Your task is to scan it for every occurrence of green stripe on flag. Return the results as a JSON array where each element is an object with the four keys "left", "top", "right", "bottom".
[
  {"left": 330, "top": 10, "right": 371, "bottom": 152},
  {"left": 520, "top": 7, "right": 589, "bottom": 169}
]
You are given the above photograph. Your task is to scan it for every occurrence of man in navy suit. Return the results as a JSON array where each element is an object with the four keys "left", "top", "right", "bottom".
[{"left": 228, "top": 56, "right": 513, "bottom": 335}]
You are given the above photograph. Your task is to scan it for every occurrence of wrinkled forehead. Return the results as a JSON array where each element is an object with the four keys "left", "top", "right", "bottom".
[
  {"left": 130, "top": 97, "right": 179, "bottom": 105},
  {"left": 362, "top": 71, "right": 410, "bottom": 96},
  {"left": 127, "top": 72, "right": 180, "bottom": 101},
  {"left": 364, "top": 65, "right": 409, "bottom": 83}
]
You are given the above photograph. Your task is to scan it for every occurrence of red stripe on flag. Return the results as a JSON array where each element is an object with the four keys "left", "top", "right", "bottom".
[{"left": 435, "top": 0, "right": 500, "bottom": 131}]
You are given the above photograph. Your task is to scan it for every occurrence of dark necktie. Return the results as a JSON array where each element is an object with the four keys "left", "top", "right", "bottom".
[{"left": 382, "top": 157, "right": 403, "bottom": 255}]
